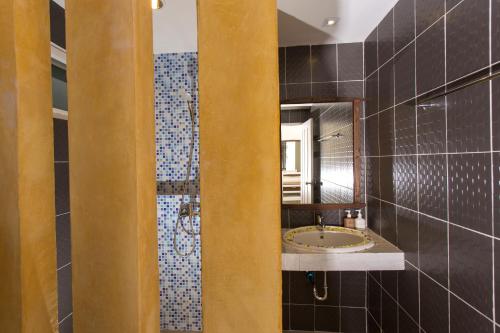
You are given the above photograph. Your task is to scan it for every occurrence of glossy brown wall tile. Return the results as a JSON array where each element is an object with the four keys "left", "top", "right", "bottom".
[
  {"left": 50, "top": 1, "right": 65, "bottom": 49},
  {"left": 338, "top": 43, "right": 364, "bottom": 81},
  {"left": 364, "top": 0, "right": 499, "bottom": 331},
  {"left": 365, "top": 28, "right": 379, "bottom": 78},
  {"left": 394, "top": 42, "right": 415, "bottom": 104},
  {"left": 446, "top": 0, "right": 489, "bottom": 82},
  {"left": 53, "top": 119, "right": 73, "bottom": 333},
  {"left": 394, "top": 0, "right": 415, "bottom": 53},
  {"left": 378, "top": 10, "right": 395, "bottom": 66},
  {"left": 416, "top": 18, "right": 445, "bottom": 94},
  {"left": 282, "top": 269, "right": 367, "bottom": 332},
  {"left": 312, "top": 44, "right": 337, "bottom": 82},
  {"left": 494, "top": 0, "right": 500, "bottom": 62},
  {"left": 279, "top": 42, "right": 364, "bottom": 102},
  {"left": 416, "top": 0, "right": 444, "bottom": 35},
  {"left": 0, "top": 0, "right": 58, "bottom": 331}
]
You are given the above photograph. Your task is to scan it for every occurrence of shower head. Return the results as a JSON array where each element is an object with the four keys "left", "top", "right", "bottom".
[{"left": 179, "top": 88, "right": 193, "bottom": 102}]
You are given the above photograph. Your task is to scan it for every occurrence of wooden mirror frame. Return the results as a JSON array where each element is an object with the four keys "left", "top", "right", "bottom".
[{"left": 280, "top": 97, "right": 365, "bottom": 211}]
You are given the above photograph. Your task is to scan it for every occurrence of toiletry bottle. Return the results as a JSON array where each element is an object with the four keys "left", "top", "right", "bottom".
[
  {"left": 355, "top": 209, "right": 366, "bottom": 230},
  {"left": 343, "top": 210, "right": 356, "bottom": 229}
]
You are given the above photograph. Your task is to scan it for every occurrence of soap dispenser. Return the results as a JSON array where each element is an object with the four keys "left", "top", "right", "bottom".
[
  {"left": 343, "top": 210, "right": 356, "bottom": 229},
  {"left": 355, "top": 209, "right": 366, "bottom": 230}
]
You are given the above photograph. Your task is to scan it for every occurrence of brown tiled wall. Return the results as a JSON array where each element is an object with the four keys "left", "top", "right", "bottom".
[
  {"left": 51, "top": 3, "right": 72, "bottom": 330},
  {"left": 280, "top": 42, "right": 366, "bottom": 332},
  {"left": 282, "top": 270, "right": 367, "bottom": 332},
  {"left": 363, "top": 0, "right": 500, "bottom": 332},
  {"left": 50, "top": 0, "right": 65, "bottom": 49},
  {"left": 54, "top": 119, "right": 73, "bottom": 333},
  {"left": 279, "top": 42, "right": 364, "bottom": 102}
]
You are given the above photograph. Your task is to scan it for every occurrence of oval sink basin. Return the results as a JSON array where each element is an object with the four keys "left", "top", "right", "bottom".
[{"left": 283, "top": 226, "right": 375, "bottom": 253}]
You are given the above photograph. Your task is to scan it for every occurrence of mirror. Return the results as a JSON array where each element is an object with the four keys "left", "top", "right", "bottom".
[{"left": 281, "top": 100, "right": 362, "bottom": 206}]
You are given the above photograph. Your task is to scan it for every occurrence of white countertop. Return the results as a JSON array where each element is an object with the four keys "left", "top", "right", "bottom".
[{"left": 282, "top": 228, "right": 405, "bottom": 271}]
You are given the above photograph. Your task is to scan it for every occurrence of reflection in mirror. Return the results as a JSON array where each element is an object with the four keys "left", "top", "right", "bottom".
[
  {"left": 281, "top": 102, "right": 359, "bottom": 205},
  {"left": 281, "top": 140, "right": 301, "bottom": 172}
]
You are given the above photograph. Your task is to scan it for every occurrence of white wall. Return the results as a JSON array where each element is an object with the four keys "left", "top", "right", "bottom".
[
  {"left": 52, "top": 0, "right": 65, "bottom": 8},
  {"left": 49, "top": 0, "right": 198, "bottom": 54},
  {"left": 153, "top": 0, "right": 198, "bottom": 54},
  {"left": 281, "top": 124, "right": 302, "bottom": 141}
]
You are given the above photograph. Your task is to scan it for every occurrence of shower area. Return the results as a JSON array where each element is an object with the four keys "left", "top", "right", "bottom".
[{"left": 154, "top": 52, "right": 202, "bottom": 331}]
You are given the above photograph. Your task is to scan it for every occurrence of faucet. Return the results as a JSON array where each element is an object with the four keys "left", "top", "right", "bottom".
[
  {"left": 315, "top": 213, "right": 325, "bottom": 230},
  {"left": 179, "top": 202, "right": 200, "bottom": 218}
]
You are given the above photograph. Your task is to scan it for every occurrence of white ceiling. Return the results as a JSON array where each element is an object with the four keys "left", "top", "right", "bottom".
[
  {"left": 49, "top": 0, "right": 197, "bottom": 54},
  {"left": 53, "top": 0, "right": 394, "bottom": 50},
  {"left": 153, "top": 0, "right": 197, "bottom": 54},
  {"left": 278, "top": 0, "right": 398, "bottom": 46},
  {"left": 53, "top": 0, "right": 64, "bottom": 8}
]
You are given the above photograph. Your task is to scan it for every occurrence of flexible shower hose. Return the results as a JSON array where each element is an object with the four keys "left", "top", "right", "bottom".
[{"left": 173, "top": 99, "right": 200, "bottom": 256}]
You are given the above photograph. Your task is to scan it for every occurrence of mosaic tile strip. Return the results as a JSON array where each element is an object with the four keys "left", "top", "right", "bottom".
[
  {"left": 155, "top": 52, "right": 202, "bottom": 331},
  {"left": 155, "top": 52, "right": 200, "bottom": 188},
  {"left": 157, "top": 195, "right": 202, "bottom": 331}
]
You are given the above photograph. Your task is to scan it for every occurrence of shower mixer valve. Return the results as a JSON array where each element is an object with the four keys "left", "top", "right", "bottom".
[{"left": 179, "top": 202, "right": 200, "bottom": 218}]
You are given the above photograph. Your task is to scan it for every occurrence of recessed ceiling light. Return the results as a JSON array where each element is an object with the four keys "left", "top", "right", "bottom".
[
  {"left": 324, "top": 17, "right": 338, "bottom": 26},
  {"left": 152, "top": 0, "right": 164, "bottom": 10}
]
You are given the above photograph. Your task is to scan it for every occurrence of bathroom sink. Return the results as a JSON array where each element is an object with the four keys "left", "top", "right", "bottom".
[{"left": 283, "top": 226, "right": 375, "bottom": 253}]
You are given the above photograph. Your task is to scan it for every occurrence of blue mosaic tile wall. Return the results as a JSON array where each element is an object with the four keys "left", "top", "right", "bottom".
[{"left": 154, "top": 52, "right": 202, "bottom": 331}]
